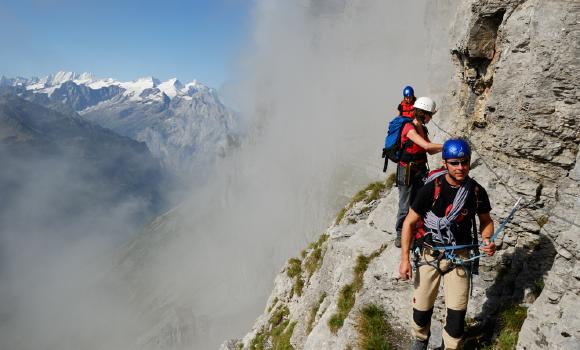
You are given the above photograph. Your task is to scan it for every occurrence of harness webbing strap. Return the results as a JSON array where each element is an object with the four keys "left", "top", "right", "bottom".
[
  {"left": 412, "top": 244, "right": 477, "bottom": 296},
  {"left": 413, "top": 197, "right": 524, "bottom": 276}
]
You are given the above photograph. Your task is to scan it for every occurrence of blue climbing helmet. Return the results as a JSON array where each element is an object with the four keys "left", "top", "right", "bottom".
[
  {"left": 403, "top": 85, "right": 414, "bottom": 97},
  {"left": 442, "top": 138, "right": 471, "bottom": 159}
]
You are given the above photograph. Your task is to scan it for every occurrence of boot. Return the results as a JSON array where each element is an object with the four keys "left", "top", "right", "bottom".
[
  {"left": 431, "top": 339, "right": 446, "bottom": 350},
  {"left": 410, "top": 338, "right": 428, "bottom": 350},
  {"left": 395, "top": 234, "right": 402, "bottom": 248}
]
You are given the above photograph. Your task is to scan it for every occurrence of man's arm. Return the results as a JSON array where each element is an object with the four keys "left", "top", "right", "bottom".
[
  {"left": 399, "top": 208, "right": 421, "bottom": 280},
  {"left": 478, "top": 212, "right": 496, "bottom": 256}
]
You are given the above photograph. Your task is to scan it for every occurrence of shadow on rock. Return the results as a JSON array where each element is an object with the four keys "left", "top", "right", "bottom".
[{"left": 462, "top": 233, "right": 557, "bottom": 349}]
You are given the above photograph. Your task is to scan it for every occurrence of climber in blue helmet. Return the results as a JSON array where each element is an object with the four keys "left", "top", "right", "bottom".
[
  {"left": 442, "top": 138, "right": 472, "bottom": 183},
  {"left": 399, "top": 138, "right": 497, "bottom": 350},
  {"left": 442, "top": 138, "right": 471, "bottom": 160},
  {"left": 398, "top": 85, "right": 416, "bottom": 117}
]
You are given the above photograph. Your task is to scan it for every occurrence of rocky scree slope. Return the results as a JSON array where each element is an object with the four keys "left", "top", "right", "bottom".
[{"left": 227, "top": 1, "right": 579, "bottom": 349}]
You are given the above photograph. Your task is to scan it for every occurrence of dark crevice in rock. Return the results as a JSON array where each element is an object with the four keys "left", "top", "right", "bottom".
[
  {"left": 521, "top": 123, "right": 580, "bottom": 147},
  {"left": 465, "top": 9, "right": 505, "bottom": 91},
  {"left": 470, "top": 157, "right": 483, "bottom": 170},
  {"left": 535, "top": 183, "right": 543, "bottom": 203},
  {"left": 508, "top": 151, "right": 576, "bottom": 171},
  {"left": 452, "top": 9, "right": 506, "bottom": 130}
]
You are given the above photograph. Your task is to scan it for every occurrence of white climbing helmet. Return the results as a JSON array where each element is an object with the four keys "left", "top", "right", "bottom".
[{"left": 413, "top": 96, "right": 437, "bottom": 113}]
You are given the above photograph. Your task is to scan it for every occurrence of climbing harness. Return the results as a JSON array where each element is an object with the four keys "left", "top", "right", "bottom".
[
  {"left": 412, "top": 196, "right": 524, "bottom": 295},
  {"left": 413, "top": 197, "right": 524, "bottom": 269}
]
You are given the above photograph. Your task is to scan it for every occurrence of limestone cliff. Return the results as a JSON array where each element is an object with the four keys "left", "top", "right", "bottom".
[{"left": 227, "top": 1, "right": 579, "bottom": 349}]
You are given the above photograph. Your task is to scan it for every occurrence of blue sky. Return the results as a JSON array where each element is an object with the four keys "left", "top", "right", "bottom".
[{"left": 0, "top": 0, "right": 253, "bottom": 88}]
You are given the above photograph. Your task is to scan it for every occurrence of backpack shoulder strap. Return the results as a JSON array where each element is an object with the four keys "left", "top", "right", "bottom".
[
  {"left": 413, "top": 177, "right": 442, "bottom": 248},
  {"left": 471, "top": 182, "right": 480, "bottom": 275},
  {"left": 474, "top": 183, "right": 480, "bottom": 210},
  {"left": 432, "top": 176, "right": 442, "bottom": 208},
  {"left": 400, "top": 119, "right": 414, "bottom": 149},
  {"left": 469, "top": 180, "right": 479, "bottom": 241}
]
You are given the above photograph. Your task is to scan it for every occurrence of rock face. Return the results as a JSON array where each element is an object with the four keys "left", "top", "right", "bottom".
[
  {"left": 439, "top": 1, "right": 580, "bottom": 348},
  {"left": 230, "top": 1, "right": 579, "bottom": 349}
]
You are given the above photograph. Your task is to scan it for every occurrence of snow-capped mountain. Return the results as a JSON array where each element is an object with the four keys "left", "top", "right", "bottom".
[{"left": 1, "top": 71, "right": 241, "bottom": 177}]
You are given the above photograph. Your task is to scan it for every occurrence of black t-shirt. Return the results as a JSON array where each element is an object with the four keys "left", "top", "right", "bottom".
[{"left": 411, "top": 176, "right": 492, "bottom": 245}]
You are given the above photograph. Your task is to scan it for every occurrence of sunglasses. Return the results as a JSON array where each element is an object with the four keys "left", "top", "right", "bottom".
[{"left": 446, "top": 160, "right": 470, "bottom": 166}]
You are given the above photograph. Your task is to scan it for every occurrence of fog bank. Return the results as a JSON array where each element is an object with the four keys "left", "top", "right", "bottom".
[
  {"left": 0, "top": 1, "right": 450, "bottom": 349},
  {"left": 145, "top": 1, "right": 436, "bottom": 348}
]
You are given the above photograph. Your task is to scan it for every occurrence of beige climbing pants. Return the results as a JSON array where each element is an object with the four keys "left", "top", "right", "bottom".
[{"left": 411, "top": 248, "right": 470, "bottom": 350}]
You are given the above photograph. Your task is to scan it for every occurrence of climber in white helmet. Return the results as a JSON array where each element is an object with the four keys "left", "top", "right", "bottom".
[{"left": 394, "top": 96, "right": 443, "bottom": 248}]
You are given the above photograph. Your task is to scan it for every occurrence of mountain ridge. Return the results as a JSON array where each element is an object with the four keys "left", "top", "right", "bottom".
[
  {"left": 1, "top": 71, "right": 241, "bottom": 177},
  {"left": 0, "top": 71, "right": 211, "bottom": 104}
]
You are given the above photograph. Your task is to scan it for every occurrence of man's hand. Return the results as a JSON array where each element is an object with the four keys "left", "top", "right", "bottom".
[
  {"left": 399, "top": 259, "right": 413, "bottom": 280},
  {"left": 481, "top": 238, "right": 496, "bottom": 256}
]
